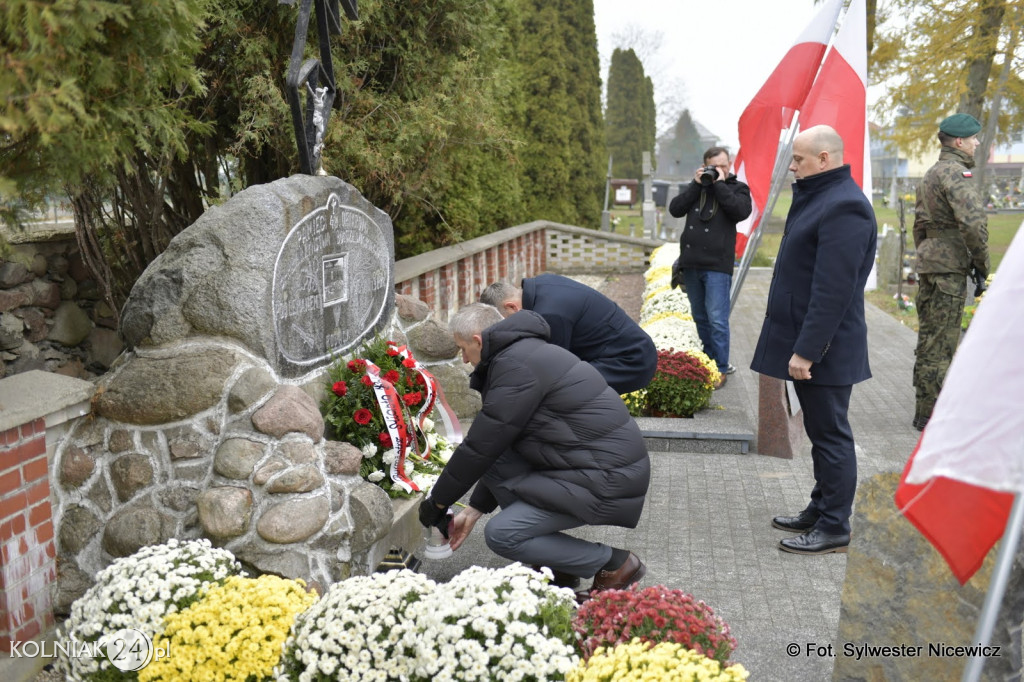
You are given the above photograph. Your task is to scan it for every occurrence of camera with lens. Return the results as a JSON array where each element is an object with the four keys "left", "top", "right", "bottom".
[{"left": 699, "top": 165, "right": 719, "bottom": 186}]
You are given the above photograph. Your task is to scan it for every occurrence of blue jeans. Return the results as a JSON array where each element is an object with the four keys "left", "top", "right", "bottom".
[{"left": 683, "top": 268, "right": 732, "bottom": 372}]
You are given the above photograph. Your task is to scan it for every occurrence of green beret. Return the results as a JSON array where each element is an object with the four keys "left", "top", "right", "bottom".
[{"left": 939, "top": 113, "right": 982, "bottom": 137}]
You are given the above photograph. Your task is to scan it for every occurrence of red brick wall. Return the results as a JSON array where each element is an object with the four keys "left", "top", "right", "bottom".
[{"left": 0, "top": 418, "right": 56, "bottom": 653}]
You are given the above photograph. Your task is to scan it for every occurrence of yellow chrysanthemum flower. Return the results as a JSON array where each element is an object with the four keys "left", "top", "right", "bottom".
[
  {"left": 566, "top": 639, "right": 749, "bottom": 681},
  {"left": 141, "top": 575, "right": 316, "bottom": 682}
]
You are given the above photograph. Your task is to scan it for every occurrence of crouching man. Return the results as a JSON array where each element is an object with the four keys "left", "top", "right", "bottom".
[{"left": 419, "top": 303, "right": 650, "bottom": 595}]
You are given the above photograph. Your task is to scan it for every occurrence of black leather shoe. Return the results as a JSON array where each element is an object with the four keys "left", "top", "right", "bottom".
[
  {"left": 912, "top": 416, "right": 929, "bottom": 431},
  {"left": 779, "top": 528, "right": 850, "bottom": 555},
  {"left": 771, "top": 509, "right": 820, "bottom": 532},
  {"left": 590, "top": 552, "right": 646, "bottom": 592}
]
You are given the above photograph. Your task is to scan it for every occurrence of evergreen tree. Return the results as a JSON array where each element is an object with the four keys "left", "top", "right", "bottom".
[
  {"left": 557, "top": 0, "right": 605, "bottom": 226},
  {"left": 513, "top": 0, "right": 605, "bottom": 227},
  {"left": 643, "top": 76, "right": 657, "bottom": 171},
  {"left": 658, "top": 110, "right": 705, "bottom": 179},
  {"left": 1, "top": 0, "right": 528, "bottom": 315},
  {"left": 605, "top": 48, "right": 655, "bottom": 179}
]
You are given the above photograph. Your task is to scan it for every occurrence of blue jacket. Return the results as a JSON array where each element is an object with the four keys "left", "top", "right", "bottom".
[
  {"left": 521, "top": 274, "right": 657, "bottom": 394},
  {"left": 750, "top": 165, "right": 876, "bottom": 386},
  {"left": 429, "top": 311, "right": 650, "bottom": 527}
]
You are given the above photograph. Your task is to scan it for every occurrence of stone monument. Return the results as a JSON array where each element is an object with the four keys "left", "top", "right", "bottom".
[
  {"left": 50, "top": 175, "right": 468, "bottom": 610},
  {"left": 642, "top": 152, "right": 657, "bottom": 239}
]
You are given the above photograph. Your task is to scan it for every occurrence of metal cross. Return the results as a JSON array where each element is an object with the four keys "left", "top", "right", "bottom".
[{"left": 281, "top": 0, "right": 358, "bottom": 175}]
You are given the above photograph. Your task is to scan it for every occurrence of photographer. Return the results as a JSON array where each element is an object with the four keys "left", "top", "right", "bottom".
[{"left": 668, "top": 147, "right": 752, "bottom": 387}]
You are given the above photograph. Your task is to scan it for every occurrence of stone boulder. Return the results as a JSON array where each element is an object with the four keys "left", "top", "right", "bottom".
[
  {"left": 119, "top": 175, "right": 395, "bottom": 378},
  {"left": 835, "top": 473, "right": 1023, "bottom": 681},
  {"left": 93, "top": 347, "right": 242, "bottom": 425},
  {"left": 251, "top": 385, "right": 325, "bottom": 440}
]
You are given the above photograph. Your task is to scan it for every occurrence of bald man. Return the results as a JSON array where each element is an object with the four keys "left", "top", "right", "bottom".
[{"left": 750, "top": 125, "right": 877, "bottom": 555}]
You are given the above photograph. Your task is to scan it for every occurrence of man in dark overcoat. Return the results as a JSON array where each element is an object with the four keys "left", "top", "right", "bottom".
[
  {"left": 750, "top": 125, "right": 877, "bottom": 555},
  {"left": 419, "top": 303, "right": 650, "bottom": 594},
  {"left": 479, "top": 274, "right": 657, "bottom": 394}
]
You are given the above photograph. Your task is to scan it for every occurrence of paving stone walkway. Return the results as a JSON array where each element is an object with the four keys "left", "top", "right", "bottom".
[{"left": 418, "top": 267, "right": 923, "bottom": 681}]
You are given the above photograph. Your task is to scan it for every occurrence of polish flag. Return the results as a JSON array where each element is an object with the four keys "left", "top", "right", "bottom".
[
  {"left": 894, "top": 226, "right": 1024, "bottom": 584},
  {"left": 797, "top": 0, "right": 872, "bottom": 197},
  {"left": 732, "top": 0, "right": 843, "bottom": 258}
]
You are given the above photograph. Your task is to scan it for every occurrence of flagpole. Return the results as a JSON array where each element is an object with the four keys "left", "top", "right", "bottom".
[
  {"left": 961, "top": 491, "right": 1024, "bottom": 682},
  {"left": 729, "top": 126, "right": 798, "bottom": 312}
]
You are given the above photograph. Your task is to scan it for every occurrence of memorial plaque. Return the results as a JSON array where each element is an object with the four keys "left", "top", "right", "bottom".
[{"left": 274, "top": 193, "right": 392, "bottom": 375}]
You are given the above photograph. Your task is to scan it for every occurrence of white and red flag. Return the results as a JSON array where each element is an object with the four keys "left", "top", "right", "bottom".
[
  {"left": 732, "top": 0, "right": 844, "bottom": 258},
  {"left": 797, "top": 0, "right": 872, "bottom": 196},
  {"left": 894, "top": 226, "right": 1024, "bottom": 584}
]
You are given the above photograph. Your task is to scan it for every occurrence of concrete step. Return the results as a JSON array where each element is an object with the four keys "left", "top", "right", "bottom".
[
  {"left": 637, "top": 413, "right": 754, "bottom": 455},
  {"left": 634, "top": 377, "right": 757, "bottom": 455}
]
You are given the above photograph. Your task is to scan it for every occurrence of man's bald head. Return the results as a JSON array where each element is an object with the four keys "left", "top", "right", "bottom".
[{"left": 789, "top": 125, "right": 845, "bottom": 179}]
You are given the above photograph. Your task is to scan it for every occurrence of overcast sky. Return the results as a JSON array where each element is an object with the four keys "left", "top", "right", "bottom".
[{"left": 592, "top": 0, "right": 834, "bottom": 151}]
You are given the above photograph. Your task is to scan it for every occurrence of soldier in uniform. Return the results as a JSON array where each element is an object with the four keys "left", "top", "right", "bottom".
[{"left": 912, "top": 113, "right": 990, "bottom": 431}]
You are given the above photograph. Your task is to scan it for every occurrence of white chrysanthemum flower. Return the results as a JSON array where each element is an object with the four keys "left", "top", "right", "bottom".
[{"left": 56, "top": 539, "right": 241, "bottom": 680}]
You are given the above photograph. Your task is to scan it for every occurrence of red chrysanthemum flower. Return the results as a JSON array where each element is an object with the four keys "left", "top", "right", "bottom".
[
  {"left": 332, "top": 381, "right": 347, "bottom": 397},
  {"left": 353, "top": 409, "right": 373, "bottom": 425}
]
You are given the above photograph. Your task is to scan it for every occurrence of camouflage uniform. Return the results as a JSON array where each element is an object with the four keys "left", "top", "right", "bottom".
[{"left": 912, "top": 146, "right": 989, "bottom": 422}]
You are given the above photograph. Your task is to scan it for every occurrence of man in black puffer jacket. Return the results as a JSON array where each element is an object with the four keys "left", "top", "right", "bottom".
[{"left": 419, "top": 303, "right": 650, "bottom": 595}]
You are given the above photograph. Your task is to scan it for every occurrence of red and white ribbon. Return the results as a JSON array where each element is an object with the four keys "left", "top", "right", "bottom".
[
  {"left": 387, "top": 342, "right": 464, "bottom": 454},
  {"left": 364, "top": 361, "right": 418, "bottom": 494}
]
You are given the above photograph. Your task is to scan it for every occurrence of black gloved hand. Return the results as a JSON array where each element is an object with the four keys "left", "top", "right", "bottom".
[
  {"left": 971, "top": 267, "right": 988, "bottom": 297},
  {"left": 418, "top": 496, "right": 448, "bottom": 535}
]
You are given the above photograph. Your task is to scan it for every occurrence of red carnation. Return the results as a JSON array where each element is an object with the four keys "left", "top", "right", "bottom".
[
  {"left": 379, "top": 432, "right": 393, "bottom": 447},
  {"left": 415, "top": 374, "right": 426, "bottom": 386},
  {"left": 387, "top": 346, "right": 400, "bottom": 356},
  {"left": 353, "top": 409, "right": 373, "bottom": 425},
  {"left": 347, "top": 359, "right": 367, "bottom": 373},
  {"left": 402, "top": 392, "right": 422, "bottom": 406},
  {"left": 332, "top": 381, "right": 347, "bottom": 397},
  {"left": 384, "top": 370, "right": 401, "bottom": 385},
  {"left": 361, "top": 375, "right": 373, "bottom": 387},
  {"left": 402, "top": 357, "right": 417, "bottom": 369}
]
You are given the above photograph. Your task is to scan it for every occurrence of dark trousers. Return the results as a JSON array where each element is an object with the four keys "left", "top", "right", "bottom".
[{"left": 793, "top": 382, "right": 857, "bottom": 534}]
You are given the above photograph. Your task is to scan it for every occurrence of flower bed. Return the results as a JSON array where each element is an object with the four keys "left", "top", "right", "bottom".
[
  {"left": 630, "top": 244, "right": 720, "bottom": 418},
  {"left": 567, "top": 639, "right": 749, "bottom": 681},
  {"left": 59, "top": 544, "right": 748, "bottom": 681},
  {"left": 573, "top": 585, "right": 737, "bottom": 665},
  {"left": 56, "top": 539, "right": 242, "bottom": 681}
]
